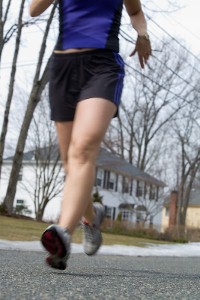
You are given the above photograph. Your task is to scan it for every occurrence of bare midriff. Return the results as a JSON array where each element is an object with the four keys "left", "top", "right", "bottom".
[{"left": 54, "top": 48, "right": 97, "bottom": 54}]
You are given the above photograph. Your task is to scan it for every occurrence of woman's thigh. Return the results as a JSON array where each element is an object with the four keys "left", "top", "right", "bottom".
[{"left": 69, "top": 98, "right": 117, "bottom": 160}]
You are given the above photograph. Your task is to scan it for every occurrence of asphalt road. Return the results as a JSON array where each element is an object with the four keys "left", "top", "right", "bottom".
[{"left": 1, "top": 250, "right": 200, "bottom": 300}]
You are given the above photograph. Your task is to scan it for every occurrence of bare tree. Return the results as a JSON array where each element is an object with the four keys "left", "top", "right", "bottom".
[
  {"left": 0, "top": 0, "right": 12, "bottom": 61},
  {"left": 103, "top": 38, "right": 193, "bottom": 175},
  {"left": 32, "top": 145, "right": 63, "bottom": 221},
  {"left": 21, "top": 98, "right": 63, "bottom": 221},
  {"left": 3, "top": 2, "right": 57, "bottom": 214},
  {"left": 0, "top": 0, "right": 54, "bottom": 180},
  {"left": 134, "top": 190, "right": 166, "bottom": 225},
  {"left": 0, "top": 0, "right": 26, "bottom": 181},
  {"left": 172, "top": 100, "right": 200, "bottom": 226},
  {"left": 102, "top": 38, "right": 199, "bottom": 224},
  {"left": 0, "top": 0, "right": 41, "bottom": 61}
]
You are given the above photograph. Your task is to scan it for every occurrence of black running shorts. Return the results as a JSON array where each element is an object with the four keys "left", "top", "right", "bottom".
[{"left": 49, "top": 49, "right": 125, "bottom": 121}]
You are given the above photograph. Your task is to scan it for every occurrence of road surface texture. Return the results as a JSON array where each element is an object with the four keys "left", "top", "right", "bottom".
[{"left": 1, "top": 250, "right": 200, "bottom": 299}]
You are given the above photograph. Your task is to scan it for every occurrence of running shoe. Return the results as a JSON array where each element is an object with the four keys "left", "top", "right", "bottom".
[
  {"left": 82, "top": 202, "right": 105, "bottom": 256},
  {"left": 41, "top": 224, "right": 71, "bottom": 270}
]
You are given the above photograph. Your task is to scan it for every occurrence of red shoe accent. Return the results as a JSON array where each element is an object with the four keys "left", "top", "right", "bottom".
[{"left": 83, "top": 220, "right": 90, "bottom": 225}]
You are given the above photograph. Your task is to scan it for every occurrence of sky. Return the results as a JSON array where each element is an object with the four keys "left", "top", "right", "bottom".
[
  {"left": 1, "top": 239, "right": 200, "bottom": 257},
  {"left": 147, "top": 0, "right": 200, "bottom": 55}
]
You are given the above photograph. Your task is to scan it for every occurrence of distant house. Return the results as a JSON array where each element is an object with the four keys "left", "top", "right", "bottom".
[
  {"left": 161, "top": 189, "right": 200, "bottom": 231},
  {"left": 1, "top": 147, "right": 165, "bottom": 227},
  {"left": 95, "top": 148, "right": 165, "bottom": 227}
]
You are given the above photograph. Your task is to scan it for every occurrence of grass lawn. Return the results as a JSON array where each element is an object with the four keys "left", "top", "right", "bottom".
[{"left": 0, "top": 215, "right": 172, "bottom": 247}]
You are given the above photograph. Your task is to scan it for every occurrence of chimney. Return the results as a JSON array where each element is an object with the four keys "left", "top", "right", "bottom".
[{"left": 168, "top": 191, "right": 178, "bottom": 227}]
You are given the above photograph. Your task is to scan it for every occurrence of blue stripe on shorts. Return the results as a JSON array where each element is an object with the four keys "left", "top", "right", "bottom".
[{"left": 113, "top": 52, "right": 125, "bottom": 105}]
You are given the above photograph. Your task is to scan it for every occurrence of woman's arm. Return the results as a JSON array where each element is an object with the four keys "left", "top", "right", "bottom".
[
  {"left": 124, "top": 0, "right": 147, "bottom": 35},
  {"left": 124, "top": 0, "right": 152, "bottom": 69},
  {"left": 29, "top": 0, "right": 54, "bottom": 17}
]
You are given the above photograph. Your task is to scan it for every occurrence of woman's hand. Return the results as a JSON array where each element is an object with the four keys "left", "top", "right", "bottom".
[
  {"left": 123, "top": 0, "right": 152, "bottom": 68},
  {"left": 130, "top": 35, "right": 152, "bottom": 69}
]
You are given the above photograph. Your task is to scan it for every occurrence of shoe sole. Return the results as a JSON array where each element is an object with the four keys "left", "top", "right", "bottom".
[{"left": 41, "top": 227, "right": 68, "bottom": 270}]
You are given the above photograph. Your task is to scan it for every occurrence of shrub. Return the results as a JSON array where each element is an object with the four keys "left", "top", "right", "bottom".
[
  {"left": 116, "top": 212, "right": 122, "bottom": 222},
  {"left": 0, "top": 203, "right": 7, "bottom": 215},
  {"left": 92, "top": 190, "right": 103, "bottom": 204},
  {"left": 102, "top": 219, "right": 160, "bottom": 240},
  {"left": 13, "top": 205, "right": 32, "bottom": 216},
  {"left": 160, "top": 227, "right": 188, "bottom": 243},
  {"left": 184, "top": 227, "right": 200, "bottom": 242},
  {"left": 102, "top": 219, "right": 189, "bottom": 243}
]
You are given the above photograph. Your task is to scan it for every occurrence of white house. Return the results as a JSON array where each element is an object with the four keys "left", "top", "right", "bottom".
[{"left": 1, "top": 147, "right": 166, "bottom": 228}]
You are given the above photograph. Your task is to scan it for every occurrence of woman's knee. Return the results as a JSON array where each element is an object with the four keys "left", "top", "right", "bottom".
[{"left": 68, "top": 139, "right": 99, "bottom": 165}]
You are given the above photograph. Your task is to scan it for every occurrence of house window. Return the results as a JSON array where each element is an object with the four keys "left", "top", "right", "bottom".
[
  {"left": 136, "top": 205, "right": 146, "bottom": 222},
  {"left": 108, "top": 172, "right": 116, "bottom": 191},
  {"left": 149, "top": 185, "right": 156, "bottom": 200},
  {"left": 103, "top": 170, "right": 110, "bottom": 189},
  {"left": 105, "top": 206, "right": 116, "bottom": 220},
  {"left": 108, "top": 182, "right": 114, "bottom": 190},
  {"left": 16, "top": 199, "right": 24, "bottom": 205},
  {"left": 115, "top": 174, "right": 118, "bottom": 192},
  {"left": 105, "top": 207, "right": 112, "bottom": 219},
  {"left": 129, "top": 180, "right": 134, "bottom": 196},
  {"left": 15, "top": 199, "right": 27, "bottom": 215},
  {"left": 122, "top": 177, "right": 129, "bottom": 194},
  {"left": 121, "top": 210, "right": 132, "bottom": 222},
  {"left": 96, "top": 168, "right": 104, "bottom": 188},
  {"left": 136, "top": 181, "right": 143, "bottom": 197}
]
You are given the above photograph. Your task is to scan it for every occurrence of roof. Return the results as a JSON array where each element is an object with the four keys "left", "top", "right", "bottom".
[
  {"left": 186, "top": 189, "right": 200, "bottom": 206},
  {"left": 164, "top": 189, "right": 200, "bottom": 207},
  {"left": 5, "top": 146, "right": 166, "bottom": 187},
  {"left": 96, "top": 148, "right": 166, "bottom": 187},
  {"left": 6, "top": 145, "right": 59, "bottom": 161}
]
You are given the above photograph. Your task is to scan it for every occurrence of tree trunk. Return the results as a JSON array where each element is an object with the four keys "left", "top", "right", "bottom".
[
  {"left": 0, "top": 0, "right": 25, "bottom": 181},
  {"left": 36, "top": 207, "right": 45, "bottom": 221},
  {"left": 3, "top": 2, "right": 57, "bottom": 214},
  {"left": 0, "top": 0, "right": 3, "bottom": 58},
  {"left": 3, "top": 64, "right": 49, "bottom": 214},
  {"left": 36, "top": 197, "right": 49, "bottom": 221},
  {"left": 0, "top": 0, "right": 13, "bottom": 61}
]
